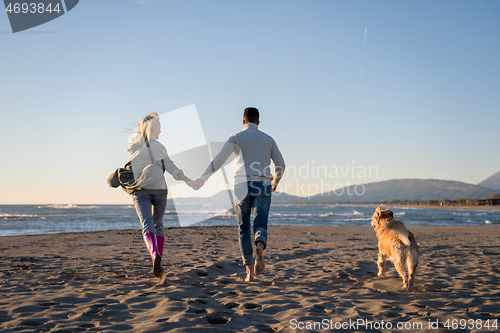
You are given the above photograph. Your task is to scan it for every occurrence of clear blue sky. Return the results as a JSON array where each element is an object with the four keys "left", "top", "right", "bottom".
[{"left": 1, "top": 0, "right": 499, "bottom": 204}]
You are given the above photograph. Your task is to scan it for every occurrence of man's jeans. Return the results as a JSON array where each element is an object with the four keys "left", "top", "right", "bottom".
[
  {"left": 132, "top": 194, "right": 167, "bottom": 237},
  {"left": 235, "top": 181, "right": 272, "bottom": 266}
]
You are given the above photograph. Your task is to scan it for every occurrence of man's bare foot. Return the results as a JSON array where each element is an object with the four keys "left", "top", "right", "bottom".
[
  {"left": 254, "top": 242, "right": 265, "bottom": 276},
  {"left": 244, "top": 265, "right": 254, "bottom": 282}
]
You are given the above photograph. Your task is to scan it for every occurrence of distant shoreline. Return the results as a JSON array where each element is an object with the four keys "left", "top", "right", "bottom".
[
  {"left": 272, "top": 201, "right": 500, "bottom": 211},
  {"left": 383, "top": 204, "right": 500, "bottom": 211}
]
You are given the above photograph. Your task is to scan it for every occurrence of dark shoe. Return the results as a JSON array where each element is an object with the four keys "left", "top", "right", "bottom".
[{"left": 153, "top": 255, "right": 164, "bottom": 278}]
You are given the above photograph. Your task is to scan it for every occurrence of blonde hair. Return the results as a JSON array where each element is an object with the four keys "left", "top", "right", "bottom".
[{"left": 129, "top": 112, "right": 160, "bottom": 147}]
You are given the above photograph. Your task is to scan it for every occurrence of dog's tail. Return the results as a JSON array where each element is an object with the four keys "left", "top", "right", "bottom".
[
  {"left": 398, "top": 232, "right": 411, "bottom": 247},
  {"left": 386, "top": 221, "right": 411, "bottom": 246}
]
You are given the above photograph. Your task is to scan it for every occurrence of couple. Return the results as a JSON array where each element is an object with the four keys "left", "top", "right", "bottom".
[{"left": 127, "top": 108, "right": 285, "bottom": 282}]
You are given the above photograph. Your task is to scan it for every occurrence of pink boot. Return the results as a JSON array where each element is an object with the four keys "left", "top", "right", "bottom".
[
  {"left": 157, "top": 235, "right": 165, "bottom": 274},
  {"left": 143, "top": 231, "right": 163, "bottom": 278},
  {"left": 157, "top": 235, "right": 165, "bottom": 257}
]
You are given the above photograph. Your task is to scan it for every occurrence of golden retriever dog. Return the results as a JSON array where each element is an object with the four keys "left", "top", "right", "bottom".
[{"left": 371, "top": 206, "right": 419, "bottom": 291}]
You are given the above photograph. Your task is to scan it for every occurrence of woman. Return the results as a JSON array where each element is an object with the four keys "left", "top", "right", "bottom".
[{"left": 128, "top": 112, "right": 196, "bottom": 279}]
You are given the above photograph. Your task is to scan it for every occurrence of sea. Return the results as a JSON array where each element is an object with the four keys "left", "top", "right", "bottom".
[{"left": 0, "top": 204, "right": 498, "bottom": 237}]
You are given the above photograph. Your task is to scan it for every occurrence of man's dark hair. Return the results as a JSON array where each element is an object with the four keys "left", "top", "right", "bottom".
[{"left": 244, "top": 107, "right": 259, "bottom": 124}]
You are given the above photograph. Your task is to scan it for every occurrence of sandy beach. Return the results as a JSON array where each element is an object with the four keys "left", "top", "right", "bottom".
[{"left": 1, "top": 225, "right": 499, "bottom": 332}]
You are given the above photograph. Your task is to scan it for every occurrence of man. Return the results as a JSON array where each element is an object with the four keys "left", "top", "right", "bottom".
[{"left": 195, "top": 107, "right": 285, "bottom": 282}]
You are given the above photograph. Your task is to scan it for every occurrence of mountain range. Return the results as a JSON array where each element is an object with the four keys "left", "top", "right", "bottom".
[
  {"left": 179, "top": 172, "right": 500, "bottom": 204},
  {"left": 301, "top": 178, "right": 497, "bottom": 203},
  {"left": 477, "top": 171, "right": 500, "bottom": 191}
]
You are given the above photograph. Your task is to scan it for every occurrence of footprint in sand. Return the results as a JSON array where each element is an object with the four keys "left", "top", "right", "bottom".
[
  {"left": 20, "top": 319, "right": 44, "bottom": 327},
  {"left": 205, "top": 308, "right": 230, "bottom": 325},
  {"left": 197, "top": 270, "right": 209, "bottom": 277},
  {"left": 243, "top": 302, "right": 261, "bottom": 310},
  {"left": 224, "top": 302, "right": 239, "bottom": 309}
]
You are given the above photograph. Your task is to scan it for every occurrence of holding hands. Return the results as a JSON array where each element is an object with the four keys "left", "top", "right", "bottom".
[
  {"left": 178, "top": 173, "right": 203, "bottom": 191},
  {"left": 185, "top": 179, "right": 201, "bottom": 190},
  {"left": 183, "top": 177, "right": 205, "bottom": 191},
  {"left": 193, "top": 178, "right": 205, "bottom": 190}
]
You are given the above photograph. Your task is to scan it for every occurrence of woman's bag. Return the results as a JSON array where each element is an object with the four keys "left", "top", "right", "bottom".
[
  {"left": 107, "top": 161, "right": 141, "bottom": 194},
  {"left": 107, "top": 142, "right": 166, "bottom": 194}
]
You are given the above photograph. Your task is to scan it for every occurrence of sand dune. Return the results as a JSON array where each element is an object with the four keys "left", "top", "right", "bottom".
[{"left": 1, "top": 225, "right": 499, "bottom": 332}]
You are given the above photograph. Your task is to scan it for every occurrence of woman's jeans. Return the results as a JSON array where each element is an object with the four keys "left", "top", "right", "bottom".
[
  {"left": 235, "top": 181, "right": 272, "bottom": 266},
  {"left": 132, "top": 194, "right": 167, "bottom": 237}
]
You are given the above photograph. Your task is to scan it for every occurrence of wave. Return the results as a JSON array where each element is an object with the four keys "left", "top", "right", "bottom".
[
  {"left": 452, "top": 212, "right": 470, "bottom": 216},
  {"left": 165, "top": 209, "right": 235, "bottom": 218},
  {"left": 39, "top": 204, "right": 79, "bottom": 209},
  {"left": 175, "top": 210, "right": 233, "bottom": 215},
  {"left": 334, "top": 210, "right": 365, "bottom": 216},
  {"left": 38, "top": 204, "right": 103, "bottom": 209},
  {"left": 37, "top": 205, "right": 137, "bottom": 210},
  {"left": 269, "top": 212, "right": 367, "bottom": 219},
  {"left": 108, "top": 205, "right": 135, "bottom": 210},
  {"left": 270, "top": 213, "right": 318, "bottom": 218},
  {"left": 0, "top": 213, "right": 45, "bottom": 220}
]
